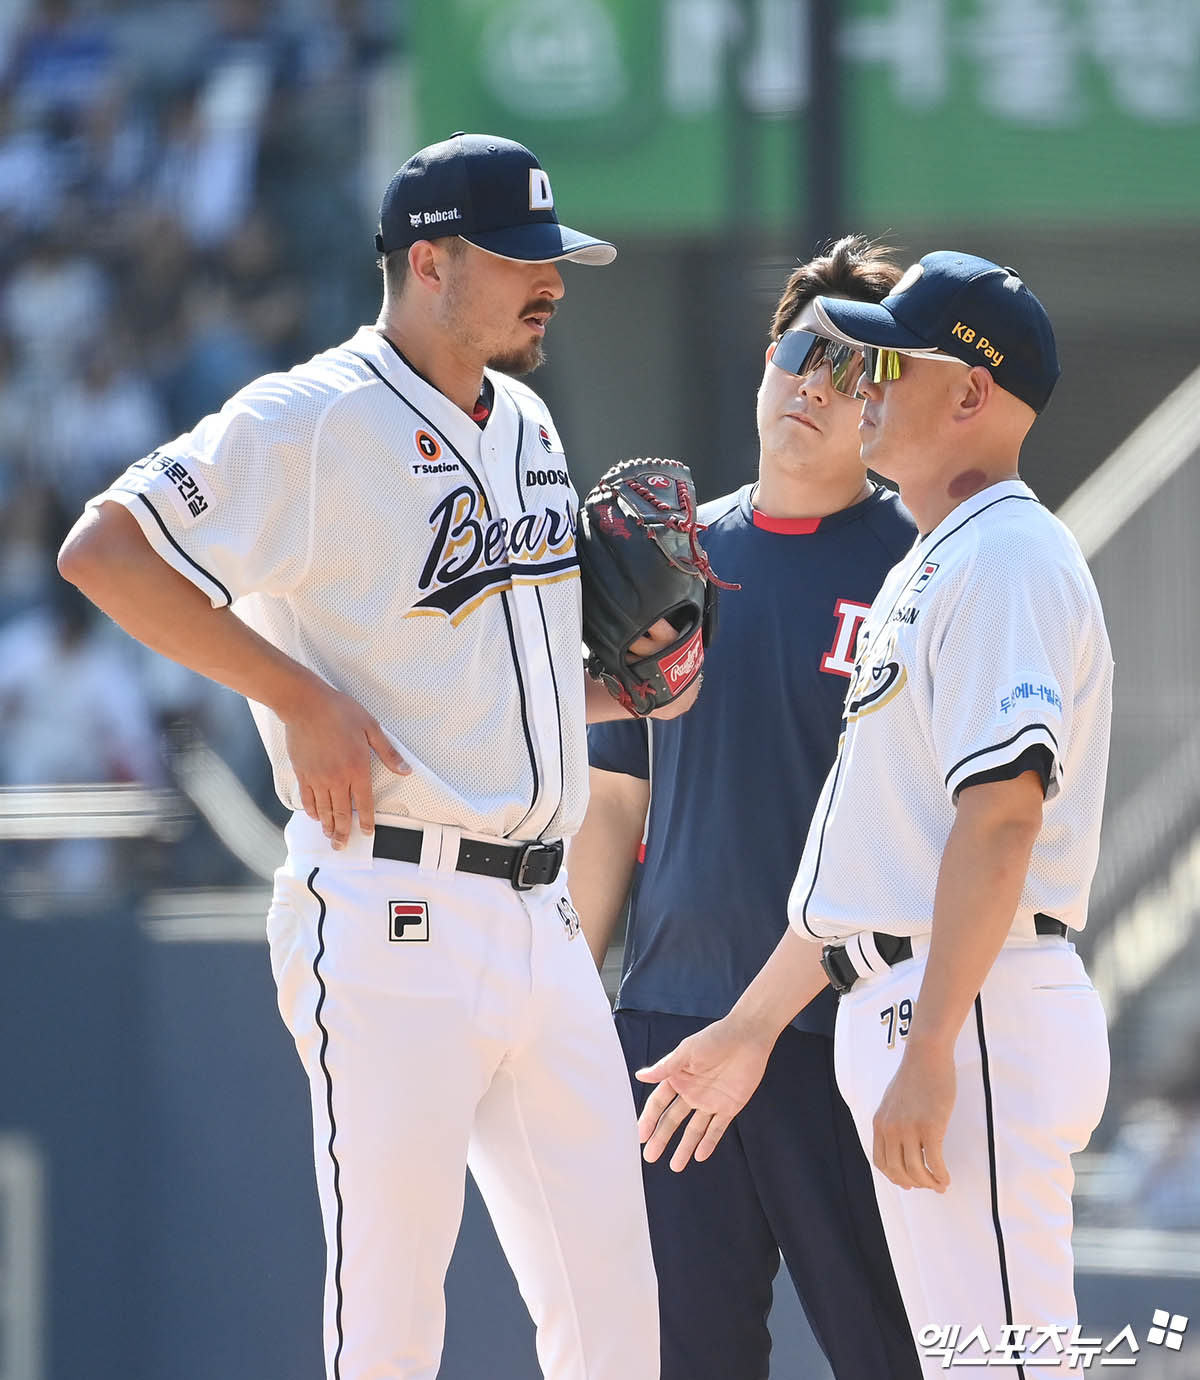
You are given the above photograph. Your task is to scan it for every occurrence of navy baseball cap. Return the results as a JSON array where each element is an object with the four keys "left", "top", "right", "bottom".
[
  {"left": 811, "top": 251, "right": 1060, "bottom": 412},
  {"left": 376, "top": 132, "right": 615, "bottom": 266}
]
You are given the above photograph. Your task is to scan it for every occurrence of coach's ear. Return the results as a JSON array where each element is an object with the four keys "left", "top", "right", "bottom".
[{"left": 950, "top": 365, "right": 993, "bottom": 424}]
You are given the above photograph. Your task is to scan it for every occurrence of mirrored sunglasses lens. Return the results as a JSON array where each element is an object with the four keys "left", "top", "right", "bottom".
[
  {"left": 862, "top": 345, "right": 901, "bottom": 383},
  {"left": 773, "top": 329, "right": 824, "bottom": 376},
  {"left": 827, "top": 345, "right": 863, "bottom": 394}
]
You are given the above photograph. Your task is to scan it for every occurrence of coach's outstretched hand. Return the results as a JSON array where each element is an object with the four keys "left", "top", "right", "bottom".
[
  {"left": 635, "top": 1017, "right": 773, "bottom": 1172},
  {"left": 285, "top": 683, "right": 411, "bottom": 848}
]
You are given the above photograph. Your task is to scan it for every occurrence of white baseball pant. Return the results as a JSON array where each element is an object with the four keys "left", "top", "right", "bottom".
[
  {"left": 833, "top": 935, "right": 1110, "bottom": 1379},
  {"left": 266, "top": 813, "right": 659, "bottom": 1380}
]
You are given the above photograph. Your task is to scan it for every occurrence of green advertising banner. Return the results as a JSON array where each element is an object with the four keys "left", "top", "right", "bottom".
[{"left": 410, "top": 0, "right": 1200, "bottom": 233}]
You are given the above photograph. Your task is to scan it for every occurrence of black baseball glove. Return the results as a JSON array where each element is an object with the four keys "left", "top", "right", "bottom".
[{"left": 576, "top": 457, "right": 739, "bottom": 717}]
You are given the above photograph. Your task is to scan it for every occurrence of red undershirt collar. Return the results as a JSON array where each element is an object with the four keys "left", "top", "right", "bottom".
[{"left": 751, "top": 509, "right": 822, "bottom": 535}]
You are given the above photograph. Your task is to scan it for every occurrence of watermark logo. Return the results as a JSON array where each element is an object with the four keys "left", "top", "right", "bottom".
[
  {"left": 917, "top": 1310, "right": 1188, "bottom": 1368},
  {"left": 1146, "top": 1311, "right": 1188, "bottom": 1351}
]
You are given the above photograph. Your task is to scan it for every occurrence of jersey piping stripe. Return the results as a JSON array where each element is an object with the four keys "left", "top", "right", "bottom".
[
  {"left": 796, "top": 748, "right": 848, "bottom": 937},
  {"left": 510, "top": 410, "right": 566, "bottom": 840},
  {"left": 497, "top": 571, "right": 542, "bottom": 838},
  {"left": 136, "top": 493, "right": 233, "bottom": 606},
  {"left": 349, "top": 352, "right": 542, "bottom": 833},
  {"left": 306, "top": 866, "right": 347, "bottom": 1380},
  {"left": 798, "top": 492, "right": 1038, "bottom": 936},
  {"left": 945, "top": 722, "right": 1060, "bottom": 788},
  {"left": 974, "top": 994, "right": 1025, "bottom": 1380},
  {"left": 530, "top": 583, "right": 564, "bottom": 839}
]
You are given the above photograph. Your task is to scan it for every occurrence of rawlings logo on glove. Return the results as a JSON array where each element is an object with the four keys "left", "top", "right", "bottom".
[{"left": 576, "top": 458, "right": 739, "bottom": 717}]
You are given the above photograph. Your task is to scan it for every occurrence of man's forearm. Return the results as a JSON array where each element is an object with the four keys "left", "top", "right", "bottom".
[
  {"left": 906, "top": 776, "right": 1043, "bottom": 1055},
  {"left": 725, "top": 926, "right": 829, "bottom": 1045},
  {"left": 569, "top": 767, "right": 648, "bottom": 967},
  {"left": 584, "top": 672, "right": 632, "bottom": 723}
]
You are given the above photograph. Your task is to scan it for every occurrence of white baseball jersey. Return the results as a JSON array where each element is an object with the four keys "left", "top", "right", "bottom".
[
  {"left": 89, "top": 326, "right": 588, "bottom": 841},
  {"left": 789, "top": 479, "right": 1113, "bottom": 941}
]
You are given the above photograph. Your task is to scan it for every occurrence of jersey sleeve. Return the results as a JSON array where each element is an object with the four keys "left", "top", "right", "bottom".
[
  {"left": 88, "top": 374, "right": 321, "bottom": 607},
  {"left": 927, "top": 533, "right": 1077, "bottom": 805},
  {"left": 587, "top": 717, "right": 650, "bottom": 779}
]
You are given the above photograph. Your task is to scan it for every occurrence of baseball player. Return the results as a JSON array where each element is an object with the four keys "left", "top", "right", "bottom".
[
  {"left": 57, "top": 133, "right": 670, "bottom": 1380},
  {"left": 569, "top": 236, "right": 922, "bottom": 1380},
  {"left": 635, "top": 252, "right": 1113, "bottom": 1378}
]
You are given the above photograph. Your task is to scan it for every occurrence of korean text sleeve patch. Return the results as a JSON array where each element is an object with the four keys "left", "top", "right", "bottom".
[
  {"left": 927, "top": 534, "right": 1076, "bottom": 804},
  {"left": 93, "top": 374, "right": 321, "bottom": 607}
]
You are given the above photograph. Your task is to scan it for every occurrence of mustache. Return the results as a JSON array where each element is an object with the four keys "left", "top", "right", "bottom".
[{"left": 520, "top": 301, "right": 556, "bottom": 320}]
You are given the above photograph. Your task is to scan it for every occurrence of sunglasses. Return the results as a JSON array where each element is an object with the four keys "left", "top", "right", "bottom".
[
  {"left": 861, "top": 345, "right": 972, "bottom": 384},
  {"left": 771, "top": 329, "right": 864, "bottom": 396}
]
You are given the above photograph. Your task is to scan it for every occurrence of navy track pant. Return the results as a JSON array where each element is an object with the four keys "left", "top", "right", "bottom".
[{"left": 617, "top": 1010, "right": 922, "bottom": 1380}]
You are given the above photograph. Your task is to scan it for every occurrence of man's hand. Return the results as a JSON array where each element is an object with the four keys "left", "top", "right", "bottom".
[
  {"left": 871, "top": 1038, "right": 955, "bottom": 1192},
  {"left": 58, "top": 503, "right": 412, "bottom": 851},
  {"left": 635, "top": 1016, "right": 773, "bottom": 1172},
  {"left": 284, "top": 684, "right": 410, "bottom": 847},
  {"left": 869, "top": 769, "right": 1045, "bottom": 1192}
]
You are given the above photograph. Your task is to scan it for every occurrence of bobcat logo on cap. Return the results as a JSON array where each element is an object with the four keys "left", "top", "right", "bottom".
[{"left": 409, "top": 211, "right": 423, "bottom": 228}]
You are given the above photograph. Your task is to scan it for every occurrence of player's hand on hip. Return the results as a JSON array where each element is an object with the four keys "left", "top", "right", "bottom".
[
  {"left": 635, "top": 1017, "right": 771, "bottom": 1172},
  {"left": 284, "top": 686, "right": 410, "bottom": 848},
  {"left": 872, "top": 1040, "right": 955, "bottom": 1192}
]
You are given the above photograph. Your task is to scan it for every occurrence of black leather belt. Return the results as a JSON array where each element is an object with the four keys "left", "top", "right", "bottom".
[
  {"left": 372, "top": 824, "right": 564, "bottom": 892},
  {"left": 820, "top": 913, "right": 1068, "bottom": 995}
]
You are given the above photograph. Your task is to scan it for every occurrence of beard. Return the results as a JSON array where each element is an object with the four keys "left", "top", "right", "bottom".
[
  {"left": 487, "top": 339, "right": 546, "bottom": 375},
  {"left": 439, "top": 274, "right": 549, "bottom": 376}
]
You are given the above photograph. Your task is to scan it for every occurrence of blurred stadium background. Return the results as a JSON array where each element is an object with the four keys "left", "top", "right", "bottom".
[{"left": 0, "top": 0, "right": 1197, "bottom": 1376}]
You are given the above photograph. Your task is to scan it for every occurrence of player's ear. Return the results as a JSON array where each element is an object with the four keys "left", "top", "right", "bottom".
[{"left": 407, "top": 240, "right": 443, "bottom": 293}]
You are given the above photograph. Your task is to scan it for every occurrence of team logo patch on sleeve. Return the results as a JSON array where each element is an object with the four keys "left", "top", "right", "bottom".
[{"left": 389, "top": 900, "right": 430, "bottom": 942}]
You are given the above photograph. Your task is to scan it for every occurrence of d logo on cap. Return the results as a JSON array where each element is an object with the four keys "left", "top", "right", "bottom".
[{"left": 529, "top": 169, "right": 554, "bottom": 211}]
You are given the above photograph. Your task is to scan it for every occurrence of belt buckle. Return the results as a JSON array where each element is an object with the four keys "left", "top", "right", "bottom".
[
  {"left": 511, "top": 839, "right": 564, "bottom": 891},
  {"left": 820, "top": 943, "right": 858, "bottom": 995}
]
